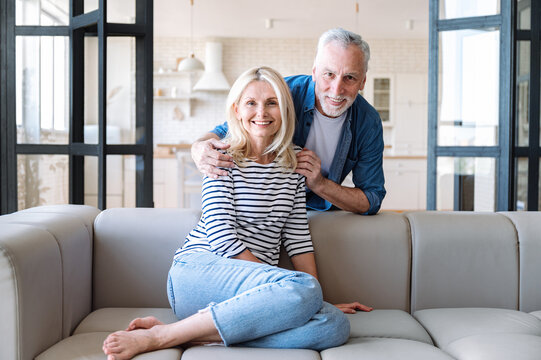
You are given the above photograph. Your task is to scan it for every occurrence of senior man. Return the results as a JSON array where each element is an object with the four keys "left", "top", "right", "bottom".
[{"left": 191, "top": 28, "right": 386, "bottom": 215}]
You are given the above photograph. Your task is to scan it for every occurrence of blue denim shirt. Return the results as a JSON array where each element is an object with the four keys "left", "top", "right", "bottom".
[{"left": 211, "top": 75, "right": 386, "bottom": 214}]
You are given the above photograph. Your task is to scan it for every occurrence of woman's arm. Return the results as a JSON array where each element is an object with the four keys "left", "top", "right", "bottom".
[
  {"left": 291, "top": 253, "right": 372, "bottom": 313},
  {"left": 291, "top": 253, "right": 318, "bottom": 279},
  {"left": 233, "top": 249, "right": 262, "bottom": 263},
  {"left": 201, "top": 172, "right": 247, "bottom": 258}
]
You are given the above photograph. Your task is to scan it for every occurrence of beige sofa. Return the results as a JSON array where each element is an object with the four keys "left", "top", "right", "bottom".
[{"left": 1, "top": 205, "right": 541, "bottom": 360}]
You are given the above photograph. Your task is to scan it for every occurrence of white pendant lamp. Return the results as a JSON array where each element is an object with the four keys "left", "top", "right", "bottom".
[{"left": 177, "top": 0, "right": 204, "bottom": 72}]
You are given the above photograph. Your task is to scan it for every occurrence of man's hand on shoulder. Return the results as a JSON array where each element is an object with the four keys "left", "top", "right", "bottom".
[
  {"left": 191, "top": 137, "right": 234, "bottom": 179},
  {"left": 295, "top": 148, "right": 326, "bottom": 191}
]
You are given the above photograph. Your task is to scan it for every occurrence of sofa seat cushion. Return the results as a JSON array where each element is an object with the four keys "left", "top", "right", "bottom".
[
  {"left": 74, "top": 308, "right": 178, "bottom": 335},
  {"left": 531, "top": 311, "right": 541, "bottom": 321},
  {"left": 181, "top": 346, "right": 320, "bottom": 360},
  {"left": 445, "top": 333, "right": 541, "bottom": 360},
  {"left": 35, "top": 332, "right": 182, "bottom": 360},
  {"left": 347, "top": 310, "right": 433, "bottom": 344},
  {"left": 414, "top": 308, "right": 541, "bottom": 349},
  {"left": 320, "top": 338, "right": 454, "bottom": 360}
]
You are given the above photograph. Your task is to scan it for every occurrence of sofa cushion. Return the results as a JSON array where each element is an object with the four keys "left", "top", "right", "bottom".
[
  {"left": 181, "top": 346, "right": 320, "bottom": 360},
  {"left": 414, "top": 308, "right": 541, "bottom": 349},
  {"left": 347, "top": 310, "right": 433, "bottom": 344},
  {"left": 320, "top": 337, "right": 454, "bottom": 360},
  {"left": 93, "top": 208, "right": 200, "bottom": 309},
  {"left": 444, "top": 333, "right": 541, "bottom": 360},
  {"left": 20, "top": 204, "right": 100, "bottom": 240},
  {"left": 407, "top": 212, "right": 519, "bottom": 312},
  {"left": 308, "top": 211, "right": 411, "bottom": 311},
  {"left": 0, "top": 211, "right": 93, "bottom": 337},
  {"left": 74, "top": 308, "right": 178, "bottom": 334},
  {"left": 501, "top": 212, "right": 541, "bottom": 313},
  {"left": 531, "top": 311, "right": 541, "bottom": 321},
  {"left": 0, "top": 224, "right": 63, "bottom": 360},
  {"left": 35, "top": 332, "right": 182, "bottom": 360}
]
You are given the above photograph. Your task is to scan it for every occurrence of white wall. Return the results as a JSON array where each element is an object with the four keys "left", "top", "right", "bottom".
[{"left": 152, "top": 37, "right": 428, "bottom": 146}]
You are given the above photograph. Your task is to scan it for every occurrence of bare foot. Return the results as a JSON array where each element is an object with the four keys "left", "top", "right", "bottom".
[
  {"left": 126, "top": 316, "right": 164, "bottom": 331},
  {"left": 102, "top": 329, "right": 158, "bottom": 360}
]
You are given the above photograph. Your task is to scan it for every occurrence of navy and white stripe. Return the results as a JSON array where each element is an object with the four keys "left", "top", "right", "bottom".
[{"left": 175, "top": 150, "right": 313, "bottom": 266}]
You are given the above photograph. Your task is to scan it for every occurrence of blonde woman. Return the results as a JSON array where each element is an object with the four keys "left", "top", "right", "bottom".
[{"left": 102, "top": 67, "right": 370, "bottom": 360}]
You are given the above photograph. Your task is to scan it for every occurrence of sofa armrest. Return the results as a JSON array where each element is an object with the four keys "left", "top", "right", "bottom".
[
  {"left": 0, "top": 224, "right": 63, "bottom": 360},
  {"left": 0, "top": 205, "right": 99, "bottom": 338}
]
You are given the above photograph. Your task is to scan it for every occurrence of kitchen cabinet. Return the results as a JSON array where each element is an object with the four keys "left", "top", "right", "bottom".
[
  {"left": 154, "top": 157, "right": 179, "bottom": 208},
  {"left": 381, "top": 157, "right": 426, "bottom": 211}
]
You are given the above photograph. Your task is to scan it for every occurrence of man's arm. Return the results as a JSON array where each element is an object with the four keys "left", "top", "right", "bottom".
[
  {"left": 191, "top": 133, "right": 234, "bottom": 178},
  {"left": 295, "top": 149, "right": 370, "bottom": 213}
]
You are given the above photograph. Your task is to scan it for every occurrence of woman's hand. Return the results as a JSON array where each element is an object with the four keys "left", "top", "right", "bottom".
[{"left": 334, "top": 302, "right": 373, "bottom": 314}]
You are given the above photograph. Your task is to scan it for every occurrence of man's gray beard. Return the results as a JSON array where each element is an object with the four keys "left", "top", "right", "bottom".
[{"left": 317, "top": 93, "right": 354, "bottom": 117}]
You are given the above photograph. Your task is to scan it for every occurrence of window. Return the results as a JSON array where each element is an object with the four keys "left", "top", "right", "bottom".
[
  {"left": 427, "top": 0, "right": 512, "bottom": 211},
  {"left": 0, "top": 0, "right": 154, "bottom": 214}
]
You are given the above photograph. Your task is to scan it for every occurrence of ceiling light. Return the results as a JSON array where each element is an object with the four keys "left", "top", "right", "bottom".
[{"left": 177, "top": 0, "right": 204, "bottom": 72}]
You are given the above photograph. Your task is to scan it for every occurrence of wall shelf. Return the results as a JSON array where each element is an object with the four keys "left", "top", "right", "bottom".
[{"left": 154, "top": 71, "right": 200, "bottom": 116}]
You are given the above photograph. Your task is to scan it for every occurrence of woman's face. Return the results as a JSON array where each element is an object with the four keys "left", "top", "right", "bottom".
[{"left": 234, "top": 80, "right": 282, "bottom": 144}]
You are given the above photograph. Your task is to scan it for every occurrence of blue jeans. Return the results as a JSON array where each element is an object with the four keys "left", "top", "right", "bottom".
[{"left": 167, "top": 252, "right": 350, "bottom": 351}]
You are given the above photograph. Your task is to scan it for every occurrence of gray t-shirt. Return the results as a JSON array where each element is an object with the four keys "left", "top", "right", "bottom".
[{"left": 304, "top": 109, "right": 347, "bottom": 177}]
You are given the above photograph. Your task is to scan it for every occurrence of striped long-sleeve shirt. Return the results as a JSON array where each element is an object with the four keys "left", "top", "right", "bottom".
[{"left": 174, "top": 153, "right": 313, "bottom": 266}]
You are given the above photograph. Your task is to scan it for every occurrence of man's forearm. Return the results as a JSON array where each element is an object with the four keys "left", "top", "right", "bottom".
[
  {"left": 311, "top": 178, "right": 370, "bottom": 214},
  {"left": 195, "top": 132, "right": 220, "bottom": 143}
]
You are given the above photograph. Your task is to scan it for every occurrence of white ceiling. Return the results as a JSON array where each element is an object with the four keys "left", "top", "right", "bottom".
[{"left": 154, "top": 0, "right": 429, "bottom": 39}]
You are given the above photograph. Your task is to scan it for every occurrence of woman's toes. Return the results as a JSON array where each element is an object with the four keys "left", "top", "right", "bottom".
[{"left": 127, "top": 318, "right": 141, "bottom": 330}]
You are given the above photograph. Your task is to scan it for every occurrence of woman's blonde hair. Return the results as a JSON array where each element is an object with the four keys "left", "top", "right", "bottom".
[{"left": 225, "top": 66, "right": 297, "bottom": 171}]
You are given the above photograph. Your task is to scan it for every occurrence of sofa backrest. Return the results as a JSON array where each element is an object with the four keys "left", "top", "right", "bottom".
[
  {"left": 93, "top": 208, "right": 412, "bottom": 312},
  {"left": 407, "top": 212, "right": 519, "bottom": 313},
  {"left": 501, "top": 212, "right": 541, "bottom": 313},
  {"left": 93, "top": 208, "right": 201, "bottom": 309},
  {"left": 307, "top": 211, "right": 411, "bottom": 311}
]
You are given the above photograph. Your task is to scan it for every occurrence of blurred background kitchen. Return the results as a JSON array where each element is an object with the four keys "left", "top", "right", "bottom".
[{"left": 16, "top": 0, "right": 431, "bottom": 211}]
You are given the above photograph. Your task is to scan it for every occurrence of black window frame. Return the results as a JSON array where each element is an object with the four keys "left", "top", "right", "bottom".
[
  {"left": 513, "top": 0, "right": 541, "bottom": 210},
  {"left": 0, "top": 0, "right": 154, "bottom": 214}
]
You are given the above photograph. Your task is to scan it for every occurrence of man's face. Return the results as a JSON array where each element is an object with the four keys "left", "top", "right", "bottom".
[{"left": 312, "top": 42, "right": 367, "bottom": 118}]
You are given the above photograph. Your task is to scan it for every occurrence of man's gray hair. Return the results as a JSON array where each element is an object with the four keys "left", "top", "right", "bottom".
[{"left": 316, "top": 28, "right": 370, "bottom": 72}]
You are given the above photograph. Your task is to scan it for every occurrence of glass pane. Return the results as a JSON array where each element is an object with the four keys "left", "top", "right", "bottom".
[
  {"left": 438, "top": 29, "right": 500, "bottom": 146},
  {"left": 436, "top": 157, "right": 496, "bottom": 211},
  {"left": 16, "top": 0, "right": 69, "bottom": 25},
  {"left": 373, "top": 77, "right": 391, "bottom": 123},
  {"left": 517, "top": 41, "right": 530, "bottom": 146},
  {"left": 16, "top": 36, "right": 69, "bottom": 144},
  {"left": 84, "top": 156, "right": 98, "bottom": 207},
  {"left": 83, "top": 0, "right": 136, "bottom": 22},
  {"left": 83, "top": 155, "right": 136, "bottom": 208},
  {"left": 17, "top": 154, "right": 69, "bottom": 210},
  {"left": 84, "top": 37, "right": 98, "bottom": 144},
  {"left": 84, "top": 0, "right": 98, "bottom": 13},
  {"left": 109, "top": 155, "right": 136, "bottom": 207},
  {"left": 515, "top": 158, "right": 528, "bottom": 211},
  {"left": 517, "top": 0, "right": 531, "bottom": 30},
  {"left": 439, "top": 0, "right": 500, "bottom": 19},
  {"left": 107, "top": 37, "right": 137, "bottom": 144},
  {"left": 108, "top": 0, "right": 136, "bottom": 23}
]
